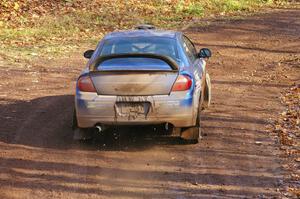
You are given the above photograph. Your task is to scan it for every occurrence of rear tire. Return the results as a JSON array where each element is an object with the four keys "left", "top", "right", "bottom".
[
  {"left": 203, "top": 73, "right": 211, "bottom": 109},
  {"left": 172, "top": 88, "right": 203, "bottom": 144},
  {"left": 73, "top": 128, "right": 93, "bottom": 141},
  {"left": 72, "top": 109, "right": 93, "bottom": 141},
  {"left": 171, "top": 112, "right": 201, "bottom": 144},
  {"left": 180, "top": 127, "right": 200, "bottom": 144}
]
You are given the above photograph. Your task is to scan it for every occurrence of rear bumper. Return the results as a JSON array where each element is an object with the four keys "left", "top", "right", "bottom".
[{"left": 75, "top": 91, "right": 197, "bottom": 128}]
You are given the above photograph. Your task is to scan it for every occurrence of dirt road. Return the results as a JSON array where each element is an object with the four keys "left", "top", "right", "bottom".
[{"left": 0, "top": 8, "right": 299, "bottom": 198}]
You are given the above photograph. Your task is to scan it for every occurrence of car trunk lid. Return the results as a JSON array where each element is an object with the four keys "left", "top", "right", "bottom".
[{"left": 89, "top": 54, "right": 179, "bottom": 96}]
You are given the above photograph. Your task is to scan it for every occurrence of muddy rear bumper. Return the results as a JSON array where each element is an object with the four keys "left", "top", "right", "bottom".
[{"left": 75, "top": 91, "right": 197, "bottom": 128}]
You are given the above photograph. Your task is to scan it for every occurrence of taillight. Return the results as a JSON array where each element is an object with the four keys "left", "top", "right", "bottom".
[
  {"left": 172, "top": 75, "right": 192, "bottom": 91},
  {"left": 77, "top": 75, "right": 96, "bottom": 92}
]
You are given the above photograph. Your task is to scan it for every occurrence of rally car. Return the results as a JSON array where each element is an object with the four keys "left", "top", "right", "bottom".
[{"left": 73, "top": 25, "right": 211, "bottom": 143}]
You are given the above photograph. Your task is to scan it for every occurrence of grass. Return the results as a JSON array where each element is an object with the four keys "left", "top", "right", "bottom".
[
  {"left": 0, "top": 0, "right": 289, "bottom": 61},
  {"left": 0, "top": 11, "right": 103, "bottom": 60}
]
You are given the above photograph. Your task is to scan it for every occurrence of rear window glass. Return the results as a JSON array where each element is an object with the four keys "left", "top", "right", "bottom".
[
  {"left": 100, "top": 37, "right": 178, "bottom": 61},
  {"left": 97, "top": 57, "right": 172, "bottom": 71}
]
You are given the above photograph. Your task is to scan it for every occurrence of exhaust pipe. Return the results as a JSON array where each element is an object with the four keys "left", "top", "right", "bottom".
[
  {"left": 165, "top": 122, "right": 169, "bottom": 131},
  {"left": 95, "top": 125, "right": 103, "bottom": 133}
]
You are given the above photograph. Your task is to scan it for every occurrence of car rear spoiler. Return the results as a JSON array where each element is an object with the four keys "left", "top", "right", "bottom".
[{"left": 89, "top": 53, "right": 179, "bottom": 71}]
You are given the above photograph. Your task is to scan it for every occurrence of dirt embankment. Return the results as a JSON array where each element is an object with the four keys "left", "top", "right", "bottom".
[{"left": 0, "top": 8, "right": 299, "bottom": 199}]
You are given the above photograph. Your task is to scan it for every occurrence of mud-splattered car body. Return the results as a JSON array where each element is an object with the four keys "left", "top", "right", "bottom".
[{"left": 74, "top": 28, "right": 211, "bottom": 142}]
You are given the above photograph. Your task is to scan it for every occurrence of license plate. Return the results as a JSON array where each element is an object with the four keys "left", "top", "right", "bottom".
[{"left": 115, "top": 102, "right": 151, "bottom": 119}]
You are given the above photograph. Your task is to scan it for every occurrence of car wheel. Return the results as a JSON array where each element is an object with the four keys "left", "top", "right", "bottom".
[
  {"left": 203, "top": 73, "right": 211, "bottom": 109},
  {"left": 172, "top": 96, "right": 202, "bottom": 144},
  {"left": 72, "top": 108, "right": 77, "bottom": 130},
  {"left": 73, "top": 128, "right": 93, "bottom": 141},
  {"left": 72, "top": 109, "right": 93, "bottom": 141},
  {"left": 180, "top": 126, "right": 200, "bottom": 144}
]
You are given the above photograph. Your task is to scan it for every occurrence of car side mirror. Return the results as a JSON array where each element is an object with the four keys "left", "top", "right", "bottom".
[
  {"left": 83, "top": 50, "right": 94, "bottom": 59},
  {"left": 198, "top": 48, "right": 212, "bottom": 59}
]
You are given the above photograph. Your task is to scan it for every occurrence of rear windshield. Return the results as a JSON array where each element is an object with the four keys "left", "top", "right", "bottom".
[
  {"left": 97, "top": 57, "right": 172, "bottom": 71},
  {"left": 100, "top": 37, "right": 178, "bottom": 61}
]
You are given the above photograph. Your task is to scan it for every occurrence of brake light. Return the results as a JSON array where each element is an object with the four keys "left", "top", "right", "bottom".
[
  {"left": 77, "top": 75, "right": 96, "bottom": 92},
  {"left": 172, "top": 75, "right": 192, "bottom": 91}
]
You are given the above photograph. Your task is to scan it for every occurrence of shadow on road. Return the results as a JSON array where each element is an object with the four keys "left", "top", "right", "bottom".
[{"left": 0, "top": 95, "right": 190, "bottom": 151}]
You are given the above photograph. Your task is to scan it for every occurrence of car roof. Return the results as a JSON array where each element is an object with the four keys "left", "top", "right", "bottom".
[{"left": 104, "top": 30, "right": 180, "bottom": 40}]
